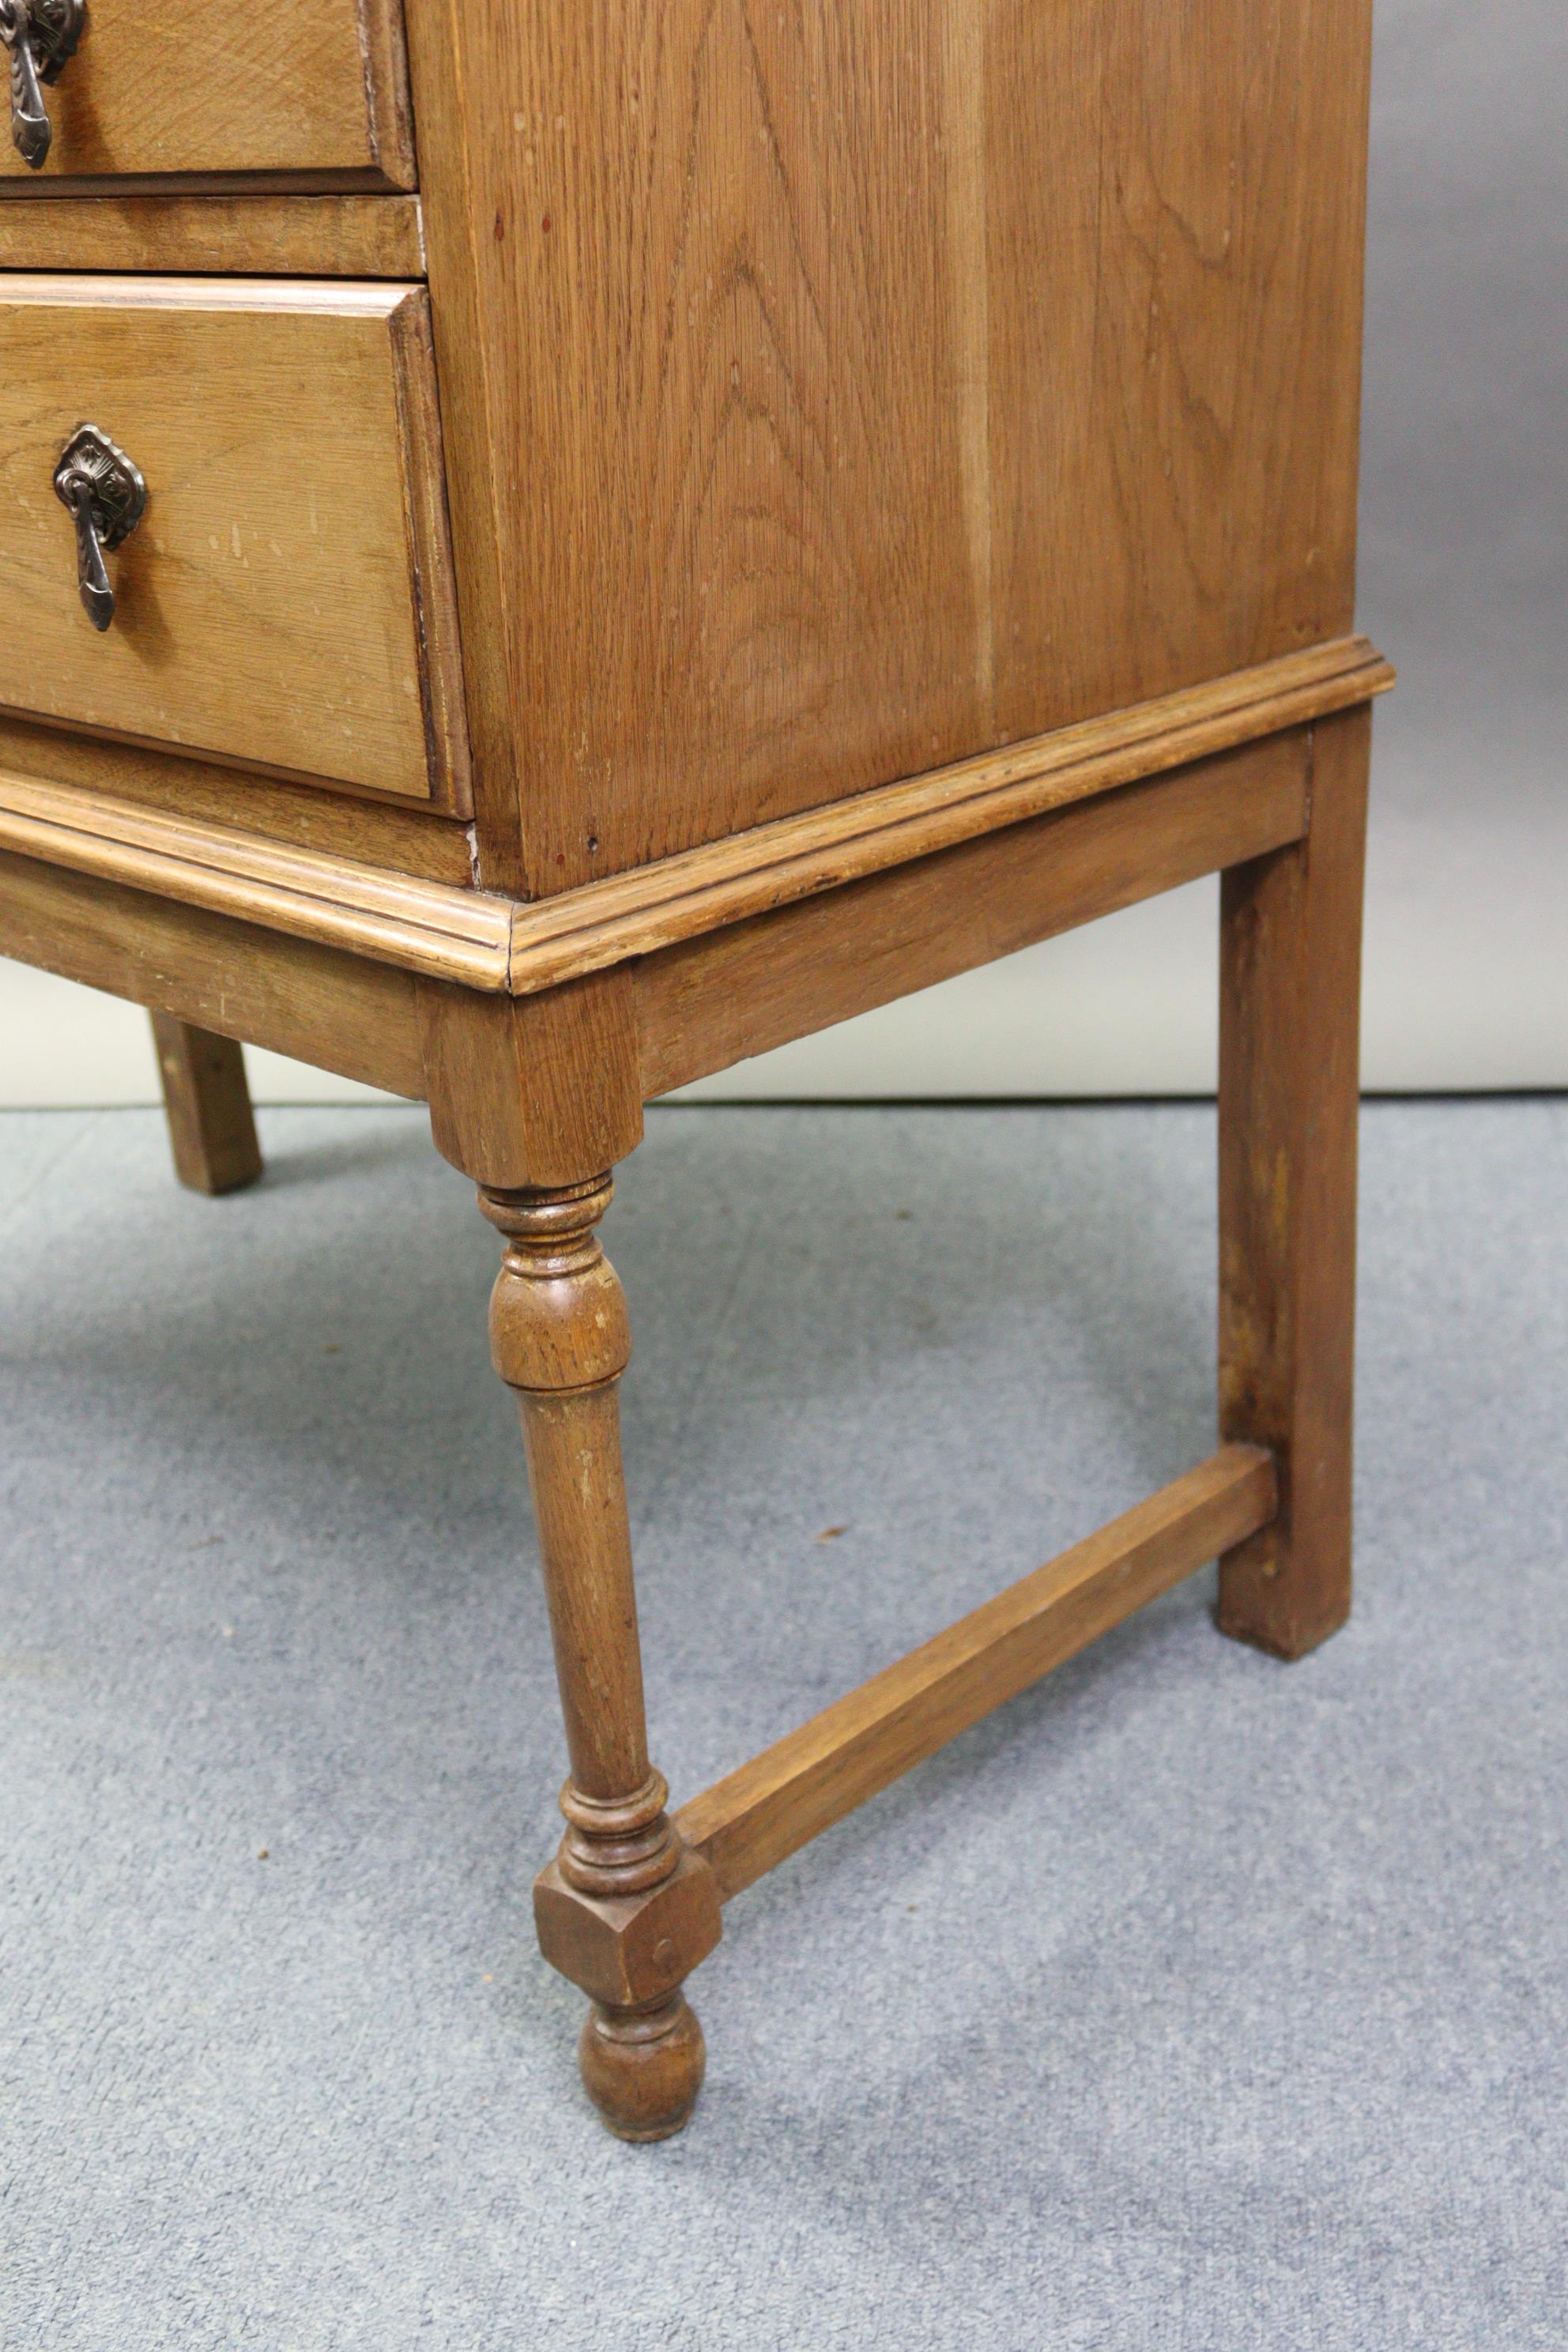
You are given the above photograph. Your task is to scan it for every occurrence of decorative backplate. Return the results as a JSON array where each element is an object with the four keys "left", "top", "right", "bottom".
[
  {"left": 54, "top": 422, "right": 145, "bottom": 549},
  {"left": 53, "top": 422, "right": 147, "bottom": 631},
  {"left": 27, "top": 0, "right": 86, "bottom": 82}
]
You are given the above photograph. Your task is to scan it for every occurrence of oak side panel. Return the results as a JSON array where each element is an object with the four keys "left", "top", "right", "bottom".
[
  {"left": 405, "top": 2, "right": 984, "bottom": 895},
  {"left": 406, "top": 0, "right": 1374, "bottom": 894},
  {"left": 635, "top": 734, "right": 1310, "bottom": 1099},
  {"left": 986, "top": 0, "right": 1374, "bottom": 741},
  {"left": 677, "top": 1448, "right": 1277, "bottom": 1901},
  {"left": 0, "top": 848, "right": 426, "bottom": 1096}
]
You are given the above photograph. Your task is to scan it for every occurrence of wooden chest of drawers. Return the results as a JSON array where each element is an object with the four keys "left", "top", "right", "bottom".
[{"left": 0, "top": 0, "right": 1391, "bottom": 2142}]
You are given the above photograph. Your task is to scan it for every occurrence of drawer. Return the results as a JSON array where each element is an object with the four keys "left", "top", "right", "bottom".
[
  {"left": 0, "top": 275, "right": 468, "bottom": 805},
  {"left": 0, "top": 0, "right": 413, "bottom": 187}
]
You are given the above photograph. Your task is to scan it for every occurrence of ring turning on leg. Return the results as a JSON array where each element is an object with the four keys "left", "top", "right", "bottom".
[{"left": 481, "top": 1176, "right": 720, "bottom": 2140}]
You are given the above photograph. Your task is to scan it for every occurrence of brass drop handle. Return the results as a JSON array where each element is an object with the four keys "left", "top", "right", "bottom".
[
  {"left": 0, "top": 0, "right": 85, "bottom": 168},
  {"left": 53, "top": 424, "right": 147, "bottom": 633}
]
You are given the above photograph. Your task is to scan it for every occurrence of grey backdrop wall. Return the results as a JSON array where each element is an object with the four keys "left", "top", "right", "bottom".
[
  {"left": 0, "top": 0, "right": 1562, "bottom": 1106},
  {"left": 1352, "top": 0, "right": 1566, "bottom": 1094}
]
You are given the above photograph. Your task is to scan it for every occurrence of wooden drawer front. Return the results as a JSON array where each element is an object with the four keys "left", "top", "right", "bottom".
[
  {"left": 0, "top": 2, "right": 413, "bottom": 187},
  {"left": 0, "top": 277, "right": 468, "bottom": 805}
]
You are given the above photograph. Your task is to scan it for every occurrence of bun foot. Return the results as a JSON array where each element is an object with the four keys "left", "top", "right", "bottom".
[{"left": 579, "top": 1994, "right": 706, "bottom": 2142}]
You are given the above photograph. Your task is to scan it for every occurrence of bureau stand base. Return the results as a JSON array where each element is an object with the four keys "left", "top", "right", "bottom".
[{"left": 432, "top": 707, "right": 1370, "bottom": 2138}]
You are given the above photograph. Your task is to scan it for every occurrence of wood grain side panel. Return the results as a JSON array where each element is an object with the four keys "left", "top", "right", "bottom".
[
  {"left": 0, "top": 847, "right": 426, "bottom": 1095},
  {"left": 985, "top": 0, "right": 1374, "bottom": 740},
  {"left": 677, "top": 1448, "right": 1278, "bottom": 1901},
  {"left": 406, "top": 0, "right": 986, "bottom": 894},
  {"left": 408, "top": 0, "right": 1374, "bottom": 892},
  {"left": 635, "top": 733, "right": 1311, "bottom": 1099}
]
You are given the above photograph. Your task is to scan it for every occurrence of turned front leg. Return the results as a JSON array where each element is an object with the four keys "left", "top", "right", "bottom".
[{"left": 481, "top": 1176, "right": 720, "bottom": 2140}]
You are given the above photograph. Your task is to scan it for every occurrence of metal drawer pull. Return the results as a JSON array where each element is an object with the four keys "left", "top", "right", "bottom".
[
  {"left": 0, "top": 0, "right": 85, "bottom": 168},
  {"left": 53, "top": 424, "right": 146, "bottom": 633}
]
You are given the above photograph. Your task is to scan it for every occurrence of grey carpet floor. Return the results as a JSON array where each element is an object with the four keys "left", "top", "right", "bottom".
[{"left": 1, "top": 1100, "right": 1563, "bottom": 2351}]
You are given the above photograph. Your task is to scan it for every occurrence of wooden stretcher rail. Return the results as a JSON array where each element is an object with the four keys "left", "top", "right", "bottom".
[{"left": 675, "top": 1447, "right": 1277, "bottom": 1902}]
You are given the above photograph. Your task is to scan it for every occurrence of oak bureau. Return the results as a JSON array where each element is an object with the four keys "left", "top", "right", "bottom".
[{"left": 0, "top": 2, "right": 1391, "bottom": 2139}]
